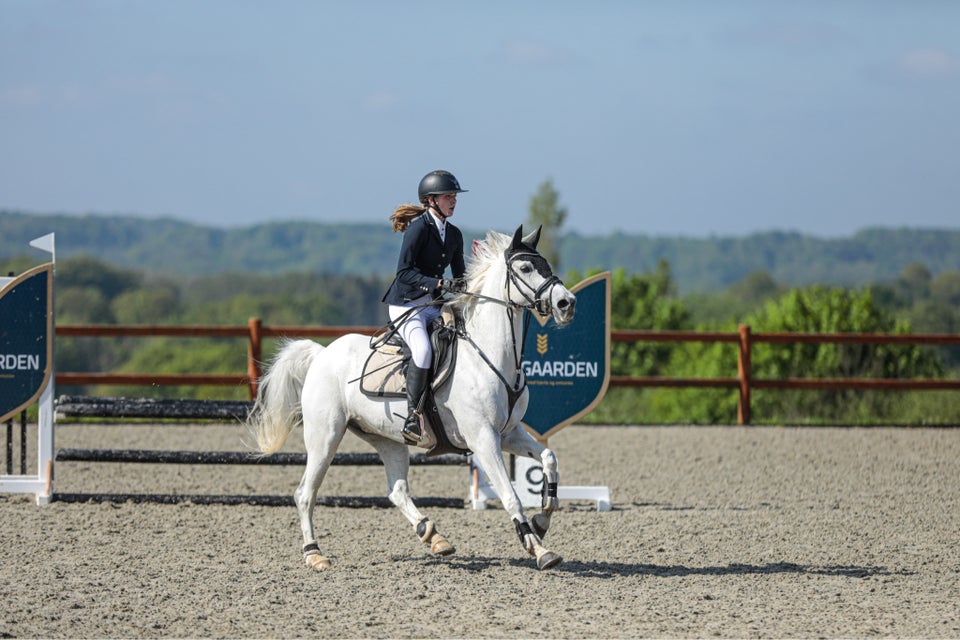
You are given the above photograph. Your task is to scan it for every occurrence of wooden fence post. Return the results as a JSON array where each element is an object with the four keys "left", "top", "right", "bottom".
[
  {"left": 737, "top": 324, "right": 752, "bottom": 425},
  {"left": 247, "top": 318, "right": 262, "bottom": 400}
]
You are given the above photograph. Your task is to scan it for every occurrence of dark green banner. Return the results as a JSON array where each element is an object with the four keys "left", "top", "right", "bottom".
[
  {"left": 521, "top": 272, "right": 610, "bottom": 440},
  {"left": 0, "top": 264, "right": 53, "bottom": 422}
]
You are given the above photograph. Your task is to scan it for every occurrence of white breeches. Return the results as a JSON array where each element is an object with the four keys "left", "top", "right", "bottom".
[{"left": 389, "top": 295, "right": 441, "bottom": 369}]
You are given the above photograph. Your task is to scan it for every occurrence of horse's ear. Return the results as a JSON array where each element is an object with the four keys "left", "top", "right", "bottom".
[
  {"left": 510, "top": 225, "right": 524, "bottom": 251},
  {"left": 522, "top": 225, "right": 542, "bottom": 249}
]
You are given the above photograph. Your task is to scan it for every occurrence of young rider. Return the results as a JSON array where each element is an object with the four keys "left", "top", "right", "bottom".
[{"left": 382, "top": 170, "right": 467, "bottom": 443}]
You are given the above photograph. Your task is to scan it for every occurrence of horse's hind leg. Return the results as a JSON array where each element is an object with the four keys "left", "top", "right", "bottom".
[
  {"left": 368, "top": 437, "right": 455, "bottom": 557},
  {"left": 502, "top": 426, "right": 559, "bottom": 540},
  {"left": 295, "top": 414, "right": 348, "bottom": 571}
]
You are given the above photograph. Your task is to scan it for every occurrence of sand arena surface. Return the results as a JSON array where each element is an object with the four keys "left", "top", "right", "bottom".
[{"left": 1, "top": 423, "right": 959, "bottom": 638}]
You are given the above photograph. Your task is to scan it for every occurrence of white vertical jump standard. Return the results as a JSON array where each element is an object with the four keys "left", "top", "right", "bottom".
[
  {"left": 0, "top": 234, "right": 56, "bottom": 505},
  {"left": 471, "top": 456, "right": 612, "bottom": 511},
  {"left": 0, "top": 383, "right": 55, "bottom": 505}
]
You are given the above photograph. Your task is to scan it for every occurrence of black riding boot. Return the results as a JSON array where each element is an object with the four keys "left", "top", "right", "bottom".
[{"left": 401, "top": 364, "right": 429, "bottom": 444}]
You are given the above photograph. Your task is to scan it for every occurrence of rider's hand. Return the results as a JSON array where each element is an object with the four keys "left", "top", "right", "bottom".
[{"left": 440, "top": 278, "right": 466, "bottom": 293}]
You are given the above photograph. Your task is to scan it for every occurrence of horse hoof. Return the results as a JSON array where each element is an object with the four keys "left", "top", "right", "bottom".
[
  {"left": 305, "top": 553, "right": 332, "bottom": 571},
  {"left": 429, "top": 533, "right": 456, "bottom": 556},
  {"left": 537, "top": 551, "right": 562, "bottom": 570},
  {"left": 432, "top": 540, "right": 456, "bottom": 556}
]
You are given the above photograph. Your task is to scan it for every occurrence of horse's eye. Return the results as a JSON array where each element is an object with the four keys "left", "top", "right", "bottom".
[{"left": 519, "top": 264, "right": 533, "bottom": 274}]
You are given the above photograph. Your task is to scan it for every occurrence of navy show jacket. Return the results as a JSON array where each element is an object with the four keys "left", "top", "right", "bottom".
[{"left": 382, "top": 213, "right": 466, "bottom": 305}]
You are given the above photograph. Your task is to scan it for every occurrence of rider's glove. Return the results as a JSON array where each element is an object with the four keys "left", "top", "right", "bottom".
[{"left": 439, "top": 277, "right": 467, "bottom": 293}]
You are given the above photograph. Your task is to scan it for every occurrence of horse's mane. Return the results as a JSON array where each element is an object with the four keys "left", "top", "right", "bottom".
[
  {"left": 448, "top": 230, "right": 511, "bottom": 313},
  {"left": 466, "top": 230, "right": 511, "bottom": 287}
]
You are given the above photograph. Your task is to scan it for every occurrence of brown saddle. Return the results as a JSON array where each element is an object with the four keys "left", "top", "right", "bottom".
[{"left": 359, "top": 308, "right": 469, "bottom": 457}]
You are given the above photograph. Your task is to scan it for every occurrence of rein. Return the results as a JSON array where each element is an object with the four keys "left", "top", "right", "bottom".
[
  {"left": 369, "top": 245, "right": 563, "bottom": 423},
  {"left": 368, "top": 299, "right": 444, "bottom": 351},
  {"left": 450, "top": 250, "right": 563, "bottom": 416}
]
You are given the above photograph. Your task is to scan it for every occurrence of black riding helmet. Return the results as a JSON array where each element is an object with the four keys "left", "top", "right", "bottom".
[{"left": 418, "top": 170, "right": 468, "bottom": 204}]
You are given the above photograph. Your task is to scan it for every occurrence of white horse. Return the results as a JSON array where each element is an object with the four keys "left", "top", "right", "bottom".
[{"left": 248, "top": 225, "right": 577, "bottom": 570}]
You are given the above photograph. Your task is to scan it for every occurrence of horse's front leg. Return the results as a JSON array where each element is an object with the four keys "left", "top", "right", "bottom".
[
  {"left": 501, "top": 426, "right": 559, "bottom": 541},
  {"left": 470, "top": 429, "right": 562, "bottom": 570}
]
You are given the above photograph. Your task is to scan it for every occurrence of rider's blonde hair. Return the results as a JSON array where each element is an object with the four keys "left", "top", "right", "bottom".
[{"left": 388, "top": 204, "right": 427, "bottom": 233}]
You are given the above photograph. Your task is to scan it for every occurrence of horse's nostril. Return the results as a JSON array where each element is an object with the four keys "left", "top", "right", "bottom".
[{"left": 557, "top": 299, "right": 569, "bottom": 310}]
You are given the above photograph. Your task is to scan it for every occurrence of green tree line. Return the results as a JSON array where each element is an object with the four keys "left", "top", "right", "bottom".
[
  {"left": 6, "top": 209, "right": 960, "bottom": 293},
  {"left": 583, "top": 261, "right": 960, "bottom": 425},
  {"left": 3, "top": 253, "right": 957, "bottom": 424}
]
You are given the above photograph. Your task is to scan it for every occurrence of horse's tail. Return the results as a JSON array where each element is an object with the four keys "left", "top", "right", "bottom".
[{"left": 248, "top": 339, "right": 324, "bottom": 455}]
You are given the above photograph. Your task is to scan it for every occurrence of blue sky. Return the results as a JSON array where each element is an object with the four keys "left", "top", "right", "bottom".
[{"left": 2, "top": 1, "right": 959, "bottom": 237}]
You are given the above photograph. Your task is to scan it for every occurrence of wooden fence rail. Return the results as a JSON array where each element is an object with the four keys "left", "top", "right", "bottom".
[{"left": 54, "top": 320, "right": 960, "bottom": 425}]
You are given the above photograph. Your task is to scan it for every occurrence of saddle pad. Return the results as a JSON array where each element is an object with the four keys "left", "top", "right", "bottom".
[
  {"left": 359, "top": 344, "right": 407, "bottom": 398},
  {"left": 359, "top": 306, "right": 461, "bottom": 399}
]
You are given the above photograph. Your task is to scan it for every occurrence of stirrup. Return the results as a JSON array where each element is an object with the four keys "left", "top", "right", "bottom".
[{"left": 401, "top": 413, "right": 422, "bottom": 444}]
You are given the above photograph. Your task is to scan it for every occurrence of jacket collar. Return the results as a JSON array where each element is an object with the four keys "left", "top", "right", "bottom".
[{"left": 424, "top": 210, "right": 446, "bottom": 241}]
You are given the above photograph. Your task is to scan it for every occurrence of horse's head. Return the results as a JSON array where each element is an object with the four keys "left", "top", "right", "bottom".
[{"left": 504, "top": 225, "right": 577, "bottom": 326}]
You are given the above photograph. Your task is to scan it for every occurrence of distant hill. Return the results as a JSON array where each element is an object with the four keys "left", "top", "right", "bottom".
[{"left": 3, "top": 210, "right": 960, "bottom": 293}]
